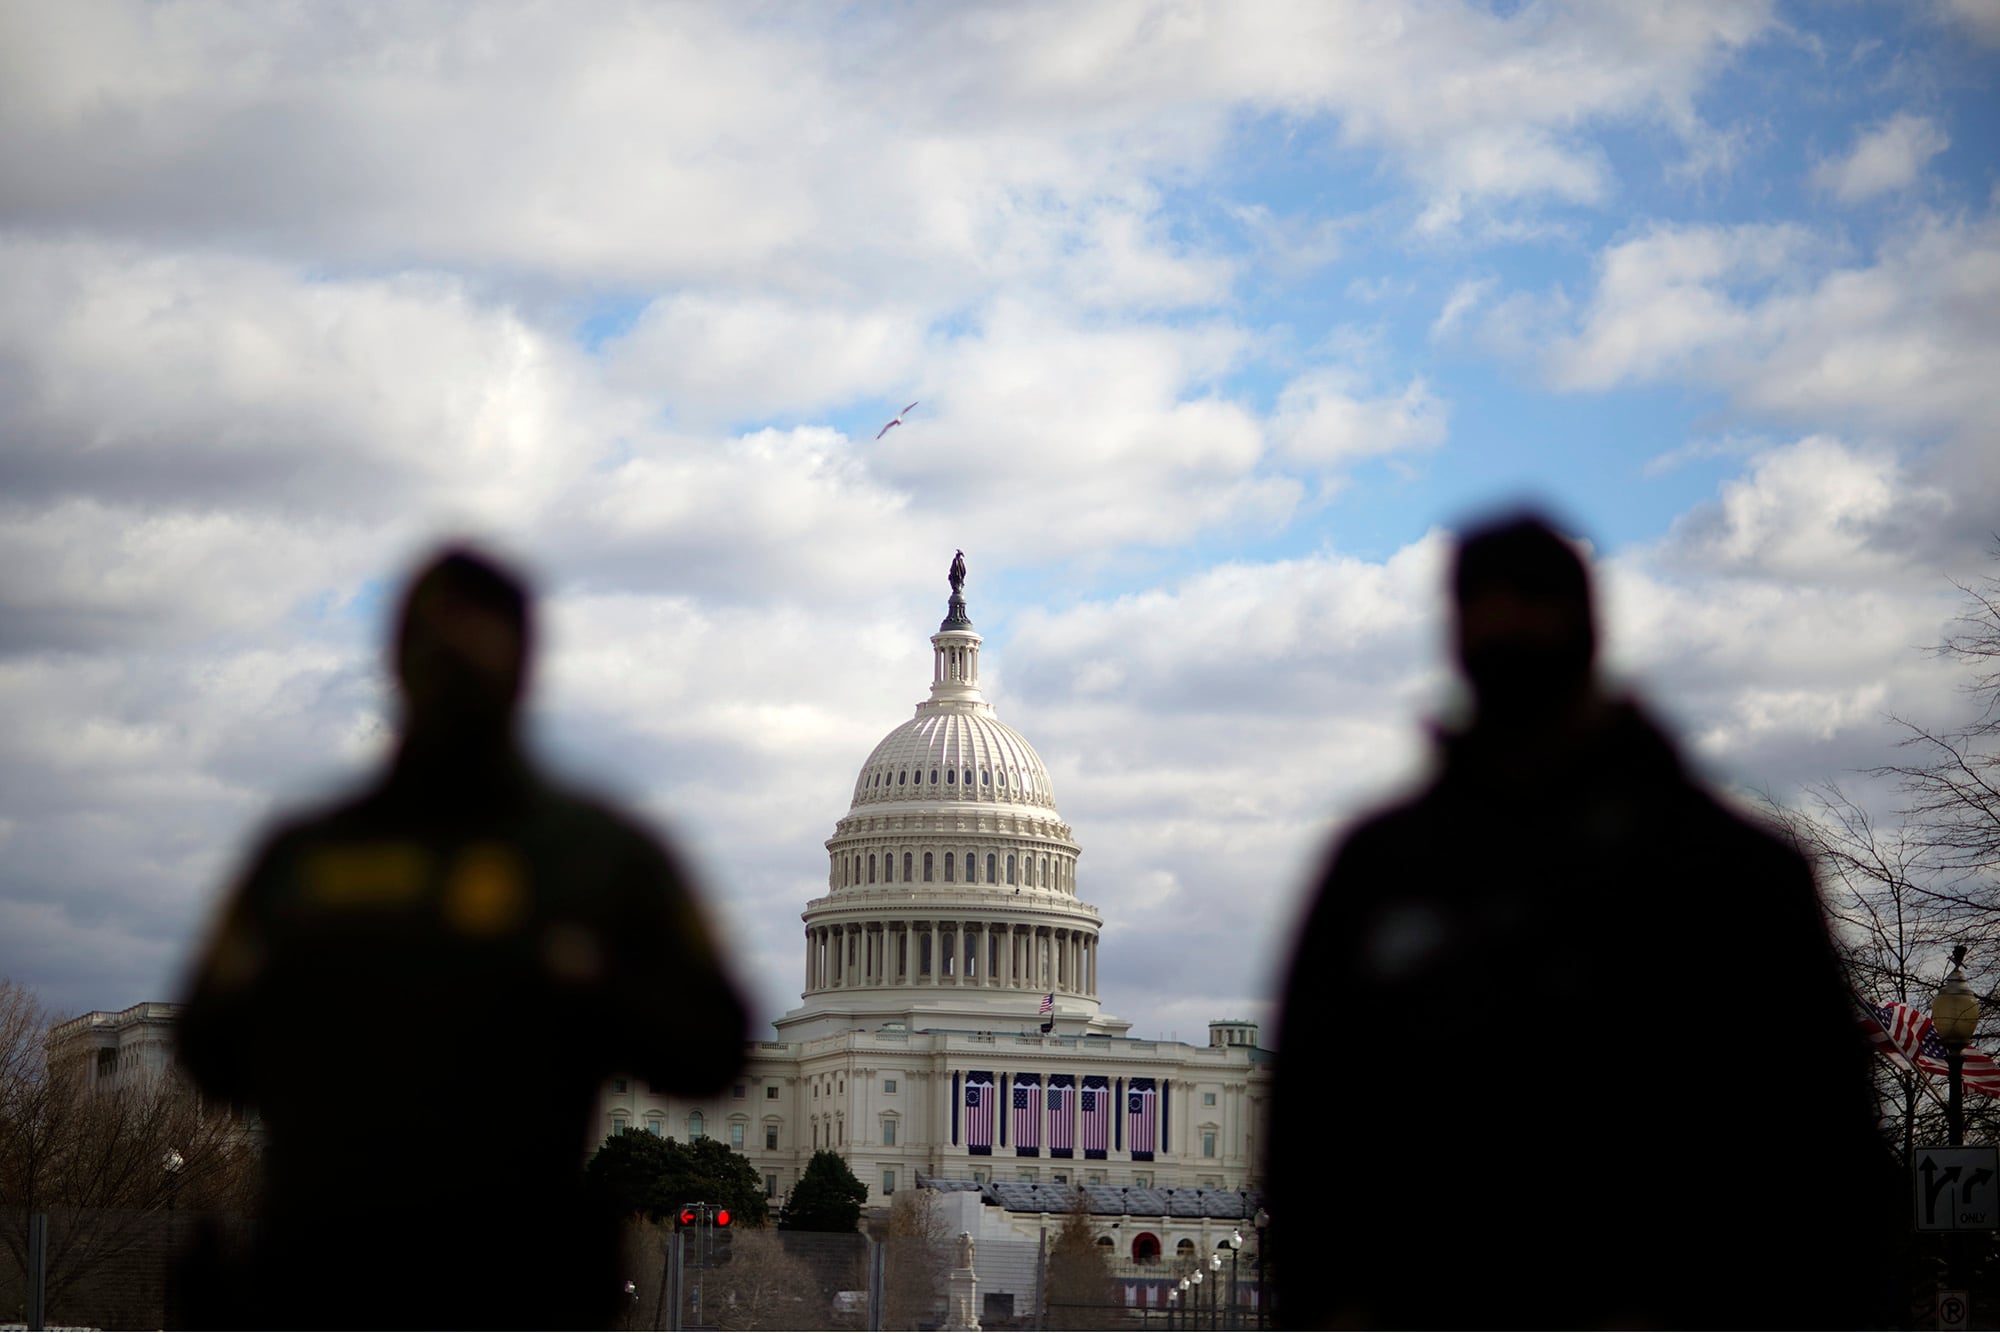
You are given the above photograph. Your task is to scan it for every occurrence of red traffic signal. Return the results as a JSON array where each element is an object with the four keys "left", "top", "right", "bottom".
[
  {"left": 712, "top": 1208, "right": 731, "bottom": 1228},
  {"left": 677, "top": 1206, "right": 699, "bottom": 1228}
]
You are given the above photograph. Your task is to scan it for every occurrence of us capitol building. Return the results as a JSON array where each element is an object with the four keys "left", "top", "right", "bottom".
[{"left": 599, "top": 556, "right": 1272, "bottom": 1258}]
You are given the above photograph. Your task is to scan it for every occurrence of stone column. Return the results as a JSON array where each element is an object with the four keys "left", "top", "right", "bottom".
[{"left": 929, "top": 922, "right": 941, "bottom": 985}]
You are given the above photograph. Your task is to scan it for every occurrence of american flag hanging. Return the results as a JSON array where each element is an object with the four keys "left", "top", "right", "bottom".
[
  {"left": 1081, "top": 1074, "right": 1110, "bottom": 1158},
  {"left": 1862, "top": 999, "right": 2000, "bottom": 1096},
  {"left": 1040, "top": 991, "right": 1054, "bottom": 1015},
  {"left": 1127, "top": 1077, "right": 1158, "bottom": 1161},
  {"left": 965, "top": 1071, "right": 996, "bottom": 1156},
  {"left": 1047, "top": 1075, "right": 1076, "bottom": 1157},
  {"left": 1012, "top": 1073, "right": 1042, "bottom": 1154}
]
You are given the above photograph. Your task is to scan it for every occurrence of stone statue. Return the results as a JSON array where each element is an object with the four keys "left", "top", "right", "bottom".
[
  {"left": 956, "top": 1231, "right": 975, "bottom": 1269},
  {"left": 949, "top": 550, "right": 967, "bottom": 595}
]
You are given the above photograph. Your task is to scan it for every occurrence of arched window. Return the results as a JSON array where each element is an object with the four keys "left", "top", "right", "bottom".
[
  {"left": 868, "top": 854, "right": 877, "bottom": 884},
  {"left": 930, "top": 768, "right": 939, "bottom": 784},
  {"left": 903, "top": 852, "right": 913, "bottom": 880},
  {"left": 982, "top": 768, "right": 990, "bottom": 785},
  {"left": 688, "top": 1111, "right": 705, "bottom": 1140},
  {"left": 1041, "top": 857, "right": 1049, "bottom": 886},
  {"left": 924, "top": 852, "right": 934, "bottom": 882},
  {"left": 966, "top": 850, "right": 976, "bottom": 881},
  {"left": 1176, "top": 1239, "right": 1196, "bottom": 1256},
  {"left": 886, "top": 854, "right": 894, "bottom": 883},
  {"left": 1131, "top": 1232, "right": 1161, "bottom": 1263},
  {"left": 987, "top": 853, "right": 997, "bottom": 882},
  {"left": 946, "top": 768, "right": 955, "bottom": 784},
  {"left": 964, "top": 768, "right": 973, "bottom": 786},
  {"left": 944, "top": 853, "right": 955, "bottom": 882},
  {"left": 999, "top": 771, "right": 1007, "bottom": 788},
  {"left": 899, "top": 769, "right": 907, "bottom": 785},
  {"left": 1007, "top": 854, "right": 1016, "bottom": 884}
]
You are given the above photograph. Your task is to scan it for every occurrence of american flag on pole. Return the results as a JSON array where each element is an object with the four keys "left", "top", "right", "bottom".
[
  {"left": 1047, "top": 1075, "right": 1076, "bottom": 1158},
  {"left": 964, "top": 1071, "right": 996, "bottom": 1156},
  {"left": 1081, "top": 1074, "right": 1110, "bottom": 1158},
  {"left": 1127, "top": 1077, "right": 1158, "bottom": 1161},
  {"left": 1040, "top": 991, "right": 1054, "bottom": 1015},
  {"left": 1861, "top": 1000, "right": 2000, "bottom": 1096},
  {"left": 1012, "top": 1073, "right": 1042, "bottom": 1154}
]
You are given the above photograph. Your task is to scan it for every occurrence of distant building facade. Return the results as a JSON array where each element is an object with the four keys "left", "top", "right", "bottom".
[
  {"left": 48, "top": 1001, "right": 184, "bottom": 1094},
  {"left": 599, "top": 573, "right": 1272, "bottom": 1258}
]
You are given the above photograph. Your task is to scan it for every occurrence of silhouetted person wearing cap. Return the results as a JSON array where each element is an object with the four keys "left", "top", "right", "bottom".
[
  {"left": 1268, "top": 512, "right": 1898, "bottom": 1329},
  {"left": 179, "top": 547, "right": 747, "bottom": 1328}
]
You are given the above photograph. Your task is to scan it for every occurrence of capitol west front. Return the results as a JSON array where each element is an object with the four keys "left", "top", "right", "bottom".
[{"left": 598, "top": 566, "right": 1272, "bottom": 1254}]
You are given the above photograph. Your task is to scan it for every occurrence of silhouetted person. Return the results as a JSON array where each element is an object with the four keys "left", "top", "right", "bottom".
[
  {"left": 1268, "top": 512, "right": 1898, "bottom": 1329},
  {"left": 178, "top": 547, "right": 747, "bottom": 1328}
]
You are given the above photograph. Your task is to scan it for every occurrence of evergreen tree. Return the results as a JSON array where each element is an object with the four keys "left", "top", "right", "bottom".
[
  {"left": 583, "top": 1128, "right": 768, "bottom": 1225},
  {"left": 780, "top": 1149, "right": 867, "bottom": 1232}
]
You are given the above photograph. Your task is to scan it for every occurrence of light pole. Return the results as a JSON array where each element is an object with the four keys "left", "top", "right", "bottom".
[
  {"left": 1935, "top": 946, "right": 1981, "bottom": 1310},
  {"left": 1935, "top": 946, "right": 1980, "bottom": 1146},
  {"left": 1190, "top": 1268, "right": 1204, "bottom": 1331},
  {"left": 1209, "top": 1253, "right": 1222, "bottom": 1329}
]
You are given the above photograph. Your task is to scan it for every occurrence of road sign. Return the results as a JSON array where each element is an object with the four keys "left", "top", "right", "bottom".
[
  {"left": 1939, "top": 1289, "right": 1969, "bottom": 1331},
  {"left": 1914, "top": 1146, "right": 2000, "bottom": 1231}
]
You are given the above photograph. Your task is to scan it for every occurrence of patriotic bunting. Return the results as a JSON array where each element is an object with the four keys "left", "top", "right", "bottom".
[
  {"left": 1013, "top": 1072, "right": 1042, "bottom": 1155},
  {"left": 965, "top": 1071, "right": 996, "bottom": 1155},
  {"left": 1127, "top": 1076, "right": 1158, "bottom": 1161},
  {"left": 1082, "top": 1074, "right": 1110, "bottom": 1159},
  {"left": 1047, "top": 1075, "right": 1076, "bottom": 1158}
]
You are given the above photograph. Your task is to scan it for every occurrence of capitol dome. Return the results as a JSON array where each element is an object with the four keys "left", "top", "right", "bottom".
[
  {"left": 773, "top": 556, "right": 1126, "bottom": 1040},
  {"left": 848, "top": 707, "right": 1057, "bottom": 813}
]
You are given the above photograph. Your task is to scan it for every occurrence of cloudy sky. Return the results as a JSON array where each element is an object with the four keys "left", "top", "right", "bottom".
[{"left": 2, "top": 1, "right": 1996, "bottom": 1042}]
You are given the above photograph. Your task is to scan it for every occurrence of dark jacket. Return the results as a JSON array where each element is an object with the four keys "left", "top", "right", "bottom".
[
  {"left": 1268, "top": 701, "right": 1899, "bottom": 1329},
  {"left": 179, "top": 737, "right": 747, "bottom": 1327}
]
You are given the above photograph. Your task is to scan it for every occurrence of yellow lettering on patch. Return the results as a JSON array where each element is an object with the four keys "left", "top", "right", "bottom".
[
  {"left": 443, "top": 842, "right": 530, "bottom": 936},
  {"left": 304, "top": 843, "right": 430, "bottom": 907}
]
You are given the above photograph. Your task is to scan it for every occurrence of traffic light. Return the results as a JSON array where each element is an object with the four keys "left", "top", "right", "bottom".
[
  {"left": 676, "top": 1204, "right": 701, "bottom": 1229},
  {"left": 709, "top": 1206, "right": 734, "bottom": 1265}
]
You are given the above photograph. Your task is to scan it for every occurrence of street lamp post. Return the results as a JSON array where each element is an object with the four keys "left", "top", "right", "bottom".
[
  {"left": 1210, "top": 1254, "right": 1222, "bottom": 1329},
  {"left": 1934, "top": 945, "right": 1982, "bottom": 1312},
  {"left": 1935, "top": 946, "right": 1980, "bottom": 1146},
  {"left": 1191, "top": 1268, "right": 1204, "bottom": 1331}
]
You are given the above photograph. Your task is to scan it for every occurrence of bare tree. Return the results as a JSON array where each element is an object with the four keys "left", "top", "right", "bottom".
[
  {"left": 0, "top": 980, "right": 259, "bottom": 1326},
  {"left": 879, "top": 1186, "right": 951, "bottom": 1331},
  {"left": 1043, "top": 1195, "right": 1120, "bottom": 1330}
]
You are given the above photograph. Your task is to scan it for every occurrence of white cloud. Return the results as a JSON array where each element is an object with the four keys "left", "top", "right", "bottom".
[
  {"left": 1811, "top": 113, "right": 1950, "bottom": 202},
  {"left": 1269, "top": 369, "right": 1447, "bottom": 466},
  {"left": 1939, "top": 0, "right": 2000, "bottom": 47}
]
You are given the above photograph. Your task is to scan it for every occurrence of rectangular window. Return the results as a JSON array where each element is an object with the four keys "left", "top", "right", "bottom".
[
  {"left": 1087, "top": 1172, "right": 1104, "bottom": 1185},
  {"left": 766, "top": 1173, "right": 778, "bottom": 1198},
  {"left": 611, "top": 1078, "right": 628, "bottom": 1094},
  {"left": 1134, "top": 1172, "right": 1152, "bottom": 1187},
  {"left": 1203, "top": 1091, "right": 1217, "bottom": 1106},
  {"left": 646, "top": 1116, "right": 663, "bottom": 1136},
  {"left": 883, "top": 1170, "right": 896, "bottom": 1195},
  {"left": 767, "top": 1085, "right": 780, "bottom": 1100},
  {"left": 612, "top": 1116, "right": 627, "bottom": 1134},
  {"left": 731, "top": 1123, "right": 746, "bottom": 1149},
  {"left": 766, "top": 1125, "right": 779, "bottom": 1150},
  {"left": 882, "top": 1120, "right": 897, "bottom": 1146},
  {"left": 973, "top": 1169, "right": 988, "bottom": 1184},
  {"left": 884, "top": 1078, "right": 897, "bottom": 1094},
  {"left": 1202, "top": 1131, "right": 1216, "bottom": 1158},
  {"left": 733, "top": 1084, "right": 747, "bottom": 1099},
  {"left": 1018, "top": 1168, "right": 1037, "bottom": 1182},
  {"left": 1053, "top": 1172, "right": 1069, "bottom": 1184}
]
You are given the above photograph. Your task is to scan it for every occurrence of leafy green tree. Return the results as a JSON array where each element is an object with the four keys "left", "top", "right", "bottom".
[
  {"left": 583, "top": 1129, "right": 768, "bottom": 1226},
  {"left": 779, "top": 1149, "right": 866, "bottom": 1233}
]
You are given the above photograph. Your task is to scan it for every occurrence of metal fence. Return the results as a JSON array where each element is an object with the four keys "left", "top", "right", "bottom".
[{"left": 0, "top": 1209, "right": 1261, "bottom": 1330}]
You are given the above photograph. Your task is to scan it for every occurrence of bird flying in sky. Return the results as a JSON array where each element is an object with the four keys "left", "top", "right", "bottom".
[{"left": 876, "top": 401, "right": 919, "bottom": 439}]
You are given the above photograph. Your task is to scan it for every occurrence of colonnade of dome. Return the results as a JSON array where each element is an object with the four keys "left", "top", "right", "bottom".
[{"left": 803, "top": 918, "right": 1097, "bottom": 998}]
